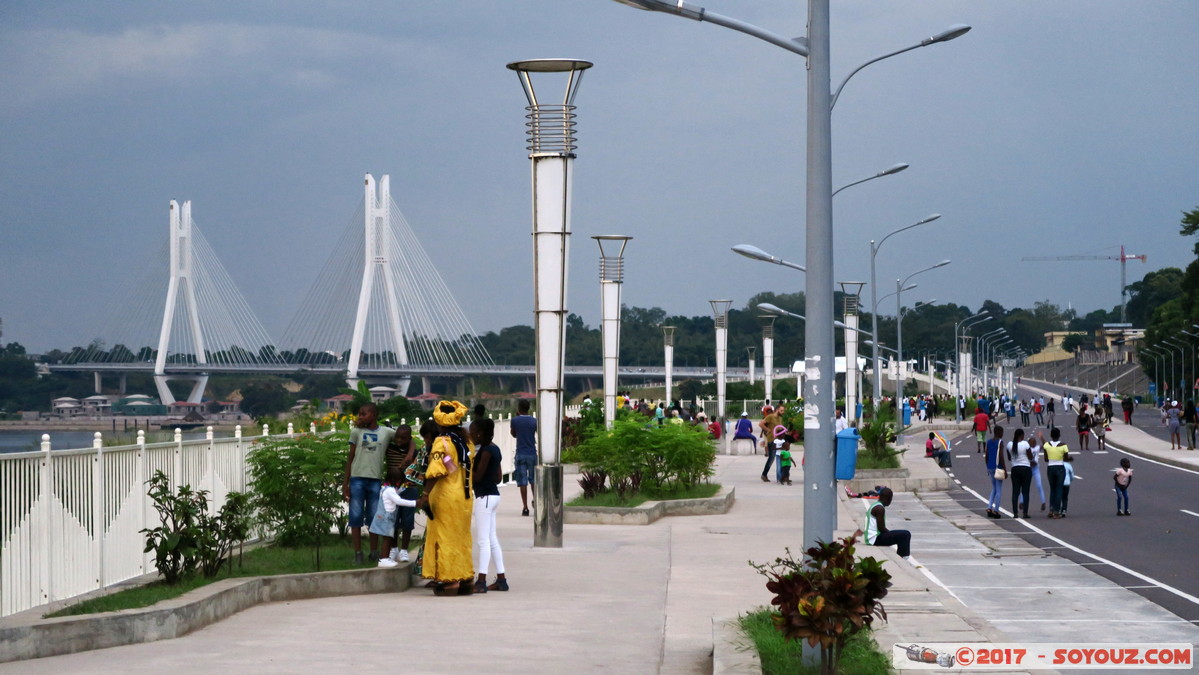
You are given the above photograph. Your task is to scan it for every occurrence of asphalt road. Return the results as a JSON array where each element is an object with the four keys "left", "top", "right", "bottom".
[
  {"left": 936, "top": 425, "right": 1199, "bottom": 626},
  {"left": 1017, "top": 378, "right": 1191, "bottom": 447}
]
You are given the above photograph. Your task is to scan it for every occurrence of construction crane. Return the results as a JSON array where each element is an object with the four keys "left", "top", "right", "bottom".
[{"left": 1021, "top": 246, "right": 1147, "bottom": 323}]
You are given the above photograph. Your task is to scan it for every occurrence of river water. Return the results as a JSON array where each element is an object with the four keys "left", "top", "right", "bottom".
[{"left": 0, "top": 427, "right": 229, "bottom": 453}]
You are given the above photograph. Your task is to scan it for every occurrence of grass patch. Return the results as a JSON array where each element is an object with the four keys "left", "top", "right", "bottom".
[
  {"left": 567, "top": 482, "right": 721, "bottom": 508},
  {"left": 45, "top": 533, "right": 421, "bottom": 618},
  {"left": 740, "top": 608, "right": 893, "bottom": 675}
]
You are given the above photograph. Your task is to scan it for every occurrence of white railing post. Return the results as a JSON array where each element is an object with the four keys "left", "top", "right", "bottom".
[
  {"left": 309, "top": 422, "right": 317, "bottom": 434},
  {"left": 92, "top": 432, "right": 105, "bottom": 588},
  {"left": 205, "top": 426, "right": 215, "bottom": 514},
  {"left": 262, "top": 424, "right": 269, "bottom": 438},
  {"left": 38, "top": 434, "right": 53, "bottom": 605},
  {"left": 172, "top": 428, "right": 183, "bottom": 492},
  {"left": 137, "top": 429, "right": 147, "bottom": 574},
  {"left": 287, "top": 422, "right": 294, "bottom": 436},
  {"left": 235, "top": 425, "right": 245, "bottom": 492}
]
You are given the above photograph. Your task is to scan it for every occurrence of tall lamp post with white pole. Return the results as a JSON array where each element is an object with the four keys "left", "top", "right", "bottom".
[
  {"left": 839, "top": 281, "right": 866, "bottom": 422},
  {"left": 953, "top": 311, "right": 989, "bottom": 416},
  {"left": 663, "top": 325, "right": 676, "bottom": 405},
  {"left": 897, "top": 298, "right": 936, "bottom": 401},
  {"left": 761, "top": 315, "right": 777, "bottom": 405},
  {"left": 869, "top": 214, "right": 942, "bottom": 401},
  {"left": 894, "top": 260, "right": 950, "bottom": 399},
  {"left": 612, "top": 0, "right": 969, "bottom": 553},
  {"left": 747, "top": 346, "right": 757, "bottom": 386},
  {"left": 508, "top": 58, "right": 592, "bottom": 548},
  {"left": 711, "top": 299, "right": 732, "bottom": 450},
  {"left": 594, "top": 235, "right": 631, "bottom": 428}
]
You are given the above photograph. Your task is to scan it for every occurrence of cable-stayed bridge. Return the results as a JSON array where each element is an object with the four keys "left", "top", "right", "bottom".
[{"left": 49, "top": 175, "right": 731, "bottom": 402}]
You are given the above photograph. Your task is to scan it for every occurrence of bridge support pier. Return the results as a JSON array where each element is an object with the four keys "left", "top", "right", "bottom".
[
  {"left": 91, "top": 372, "right": 128, "bottom": 395},
  {"left": 154, "top": 374, "right": 208, "bottom": 404}
]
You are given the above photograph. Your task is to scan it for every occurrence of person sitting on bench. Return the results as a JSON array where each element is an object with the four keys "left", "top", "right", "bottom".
[{"left": 864, "top": 487, "right": 911, "bottom": 559}]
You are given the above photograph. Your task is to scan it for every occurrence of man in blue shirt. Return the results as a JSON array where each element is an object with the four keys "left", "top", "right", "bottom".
[{"left": 510, "top": 399, "right": 538, "bottom": 516}]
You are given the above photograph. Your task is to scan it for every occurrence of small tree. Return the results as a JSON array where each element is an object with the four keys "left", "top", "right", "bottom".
[
  {"left": 752, "top": 532, "right": 892, "bottom": 675},
  {"left": 246, "top": 432, "right": 347, "bottom": 569}
]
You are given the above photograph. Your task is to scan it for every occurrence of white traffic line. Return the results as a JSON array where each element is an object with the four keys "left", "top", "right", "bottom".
[
  {"left": 955, "top": 454, "right": 970, "bottom": 458},
  {"left": 1182, "top": 509, "right": 1199, "bottom": 519},
  {"left": 956, "top": 482, "right": 1199, "bottom": 608},
  {"left": 1104, "top": 439, "right": 1199, "bottom": 476},
  {"left": 1092, "top": 450, "right": 1109, "bottom": 454}
]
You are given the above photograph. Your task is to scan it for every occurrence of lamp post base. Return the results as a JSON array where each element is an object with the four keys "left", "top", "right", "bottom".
[{"left": 533, "top": 464, "right": 563, "bottom": 548}]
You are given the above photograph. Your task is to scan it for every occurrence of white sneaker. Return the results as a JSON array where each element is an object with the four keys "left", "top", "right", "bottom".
[
  {"left": 399, "top": 550, "right": 410, "bottom": 563},
  {"left": 389, "top": 547, "right": 400, "bottom": 561},
  {"left": 377, "top": 558, "right": 399, "bottom": 568}
]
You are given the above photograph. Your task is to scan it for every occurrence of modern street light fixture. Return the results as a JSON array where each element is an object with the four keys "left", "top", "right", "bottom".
[
  {"left": 612, "top": 0, "right": 970, "bottom": 552},
  {"left": 1181, "top": 330, "right": 1199, "bottom": 399},
  {"left": 832, "top": 163, "right": 909, "bottom": 198},
  {"left": 594, "top": 235, "right": 632, "bottom": 428},
  {"left": 731, "top": 244, "right": 807, "bottom": 272},
  {"left": 869, "top": 214, "right": 942, "bottom": 402},
  {"left": 711, "top": 299, "right": 732, "bottom": 447},
  {"left": 663, "top": 325, "right": 677, "bottom": 405},
  {"left": 840, "top": 281, "right": 866, "bottom": 422},
  {"left": 508, "top": 57, "right": 592, "bottom": 548}
]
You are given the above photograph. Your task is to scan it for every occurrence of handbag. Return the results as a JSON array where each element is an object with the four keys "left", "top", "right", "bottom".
[{"left": 993, "top": 467, "right": 1006, "bottom": 480}]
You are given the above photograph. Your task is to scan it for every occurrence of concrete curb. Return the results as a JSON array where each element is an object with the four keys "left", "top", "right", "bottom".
[
  {"left": 564, "top": 486, "right": 735, "bottom": 525},
  {"left": 712, "top": 616, "right": 762, "bottom": 674},
  {"left": 0, "top": 566, "right": 412, "bottom": 664}
]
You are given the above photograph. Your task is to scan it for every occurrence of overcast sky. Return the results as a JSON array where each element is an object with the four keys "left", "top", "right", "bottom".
[{"left": 3, "top": 1, "right": 1197, "bottom": 352}]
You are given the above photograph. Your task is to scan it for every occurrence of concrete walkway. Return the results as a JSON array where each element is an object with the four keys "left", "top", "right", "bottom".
[{"left": 5, "top": 410, "right": 1197, "bottom": 674}]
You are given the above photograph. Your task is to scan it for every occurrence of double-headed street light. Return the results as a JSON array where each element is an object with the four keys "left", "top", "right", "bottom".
[
  {"left": 613, "top": 0, "right": 970, "bottom": 552},
  {"left": 894, "top": 260, "right": 950, "bottom": 399},
  {"left": 869, "top": 214, "right": 942, "bottom": 401},
  {"left": 953, "top": 311, "right": 989, "bottom": 413}
]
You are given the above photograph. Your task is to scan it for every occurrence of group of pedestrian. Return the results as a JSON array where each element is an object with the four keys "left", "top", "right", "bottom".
[
  {"left": 1159, "top": 399, "right": 1198, "bottom": 450},
  {"left": 343, "top": 400, "right": 526, "bottom": 597}
]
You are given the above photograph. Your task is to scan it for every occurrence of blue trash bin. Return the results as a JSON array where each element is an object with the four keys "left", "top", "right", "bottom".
[
  {"left": 835, "top": 427, "right": 860, "bottom": 480},
  {"left": 855, "top": 402, "right": 863, "bottom": 420},
  {"left": 902, "top": 401, "right": 911, "bottom": 426}
]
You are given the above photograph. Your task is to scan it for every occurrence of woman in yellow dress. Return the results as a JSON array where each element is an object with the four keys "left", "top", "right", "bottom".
[{"left": 418, "top": 400, "right": 475, "bottom": 595}]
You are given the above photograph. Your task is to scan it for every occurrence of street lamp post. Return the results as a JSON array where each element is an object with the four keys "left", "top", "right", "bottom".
[
  {"left": 508, "top": 58, "right": 592, "bottom": 548},
  {"left": 711, "top": 299, "right": 732, "bottom": 451},
  {"left": 594, "top": 235, "right": 632, "bottom": 428},
  {"left": 663, "top": 325, "right": 676, "bottom": 405},
  {"left": 840, "top": 281, "right": 866, "bottom": 422},
  {"left": 974, "top": 327, "right": 1005, "bottom": 394},
  {"left": 896, "top": 297, "right": 936, "bottom": 403},
  {"left": 894, "top": 260, "right": 949, "bottom": 399},
  {"left": 1182, "top": 330, "right": 1199, "bottom": 399},
  {"left": 748, "top": 346, "right": 757, "bottom": 386},
  {"left": 953, "top": 312, "right": 989, "bottom": 415},
  {"left": 869, "top": 214, "right": 942, "bottom": 402},
  {"left": 612, "top": 0, "right": 970, "bottom": 553}
]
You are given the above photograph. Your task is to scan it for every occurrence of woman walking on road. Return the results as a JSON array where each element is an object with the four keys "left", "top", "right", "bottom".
[
  {"left": 1166, "top": 400, "right": 1183, "bottom": 450},
  {"left": 985, "top": 426, "right": 1006, "bottom": 518},
  {"left": 1007, "top": 428, "right": 1034, "bottom": 519},
  {"left": 1183, "top": 400, "right": 1197, "bottom": 450}
]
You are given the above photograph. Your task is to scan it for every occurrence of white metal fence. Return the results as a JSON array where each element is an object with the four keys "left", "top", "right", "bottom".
[{"left": 0, "top": 416, "right": 519, "bottom": 618}]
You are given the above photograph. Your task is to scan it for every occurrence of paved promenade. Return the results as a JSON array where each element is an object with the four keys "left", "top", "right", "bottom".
[{"left": 5, "top": 408, "right": 1198, "bottom": 674}]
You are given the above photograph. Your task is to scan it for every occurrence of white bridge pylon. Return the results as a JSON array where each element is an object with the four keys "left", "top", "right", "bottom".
[
  {"left": 348, "top": 174, "right": 410, "bottom": 393},
  {"left": 155, "top": 200, "right": 208, "bottom": 404}
]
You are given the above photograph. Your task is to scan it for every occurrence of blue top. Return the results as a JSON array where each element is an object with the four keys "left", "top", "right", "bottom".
[
  {"left": 985, "top": 438, "right": 1001, "bottom": 472},
  {"left": 512, "top": 414, "right": 537, "bottom": 457},
  {"left": 733, "top": 417, "right": 755, "bottom": 439}
]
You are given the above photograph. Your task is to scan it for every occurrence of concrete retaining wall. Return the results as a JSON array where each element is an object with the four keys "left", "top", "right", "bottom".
[
  {"left": 564, "top": 486, "right": 735, "bottom": 525},
  {"left": 0, "top": 566, "right": 411, "bottom": 664}
]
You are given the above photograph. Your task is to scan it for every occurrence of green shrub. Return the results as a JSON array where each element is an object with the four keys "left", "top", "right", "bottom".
[
  {"left": 246, "top": 432, "right": 347, "bottom": 568},
  {"left": 141, "top": 471, "right": 252, "bottom": 584},
  {"left": 573, "top": 418, "right": 716, "bottom": 498},
  {"left": 857, "top": 402, "right": 902, "bottom": 468},
  {"left": 751, "top": 533, "right": 892, "bottom": 675}
]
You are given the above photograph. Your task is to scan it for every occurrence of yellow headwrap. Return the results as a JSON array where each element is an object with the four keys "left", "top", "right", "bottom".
[{"left": 433, "top": 400, "right": 469, "bottom": 427}]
